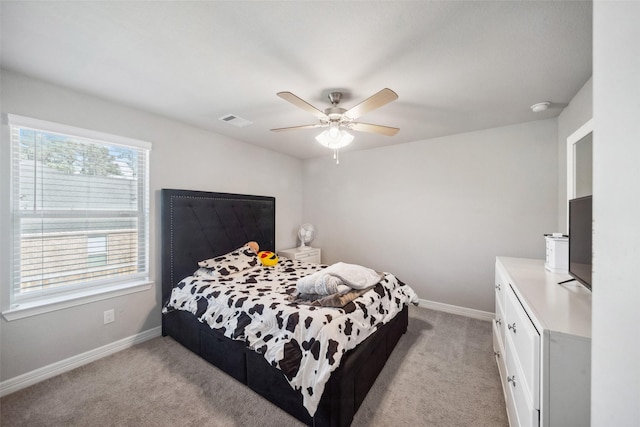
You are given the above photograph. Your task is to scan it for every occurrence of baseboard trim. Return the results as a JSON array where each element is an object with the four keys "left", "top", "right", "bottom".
[
  {"left": 1, "top": 303, "right": 492, "bottom": 397},
  {"left": 0, "top": 326, "right": 162, "bottom": 397},
  {"left": 418, "top": 298, "right": 495, "bottom": 322}
]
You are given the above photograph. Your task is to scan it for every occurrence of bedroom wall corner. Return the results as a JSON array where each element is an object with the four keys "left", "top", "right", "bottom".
[{"left": 0, "top": 70, "right": 303, "bottom": 383}]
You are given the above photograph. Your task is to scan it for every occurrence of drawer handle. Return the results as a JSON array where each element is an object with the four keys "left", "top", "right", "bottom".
[
  {"left": 508, "top": 323, "right": 517, "bottom": 334},
  {"left": 495, "top": 318, "right": 502, "bottom": 326},
  {"left": 507, "top": 375, "right": 517, "bottom": 387},
  {"left": 495, "top": 283, "right": 501, "bottom": 291}
]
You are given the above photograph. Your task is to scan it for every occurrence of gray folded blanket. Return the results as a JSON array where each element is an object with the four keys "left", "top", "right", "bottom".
[
  {"left": 290, "top": 287, "right": 373, "bottom": 308},
  {"left": 296, "top": 262, "right": 384, "bottom": 296}
]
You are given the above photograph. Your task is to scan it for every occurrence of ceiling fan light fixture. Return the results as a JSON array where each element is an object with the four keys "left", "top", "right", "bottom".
[
  {"left": 272, "top": 88, "right": 399, "bottom": 164},
  {"left": 315, "top": 129, "right": 354, "bottom": 149}
]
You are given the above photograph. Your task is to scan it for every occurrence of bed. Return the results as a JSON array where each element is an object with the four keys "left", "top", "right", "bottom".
[{"left": 161, "top": 189, "right": 416, "bottom": 426}]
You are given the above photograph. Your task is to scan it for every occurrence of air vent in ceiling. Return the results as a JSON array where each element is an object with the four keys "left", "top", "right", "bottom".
[{"left": 218, "top": 114, "right": 253, "bottom": 128}]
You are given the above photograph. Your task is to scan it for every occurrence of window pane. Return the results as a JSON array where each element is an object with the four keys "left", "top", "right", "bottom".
[
  {"left": 18, "top": 130, "right": 141, "bottom": 212},
  {"left": 10, "top": 116, "right": 150, "bottom": 300}
]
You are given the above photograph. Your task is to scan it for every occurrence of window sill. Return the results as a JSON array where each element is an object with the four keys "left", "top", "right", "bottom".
[{"left": 1, "top": 280, "right": 154, "bottom": 321}]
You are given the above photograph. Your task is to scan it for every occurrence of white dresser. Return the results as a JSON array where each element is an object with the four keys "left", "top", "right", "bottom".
[
  {"left": 277, "top": 247, "right": 321, "bottom": 264},
  {"left": 493, "top": 257, "right": 591, "bottom": 427}
]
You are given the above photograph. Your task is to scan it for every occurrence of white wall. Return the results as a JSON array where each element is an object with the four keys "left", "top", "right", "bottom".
[
  {"left": 557, "top": 78, "right": 593, "bottom": 231},
  {"left": 0, "top": 70, "right": 303, "bottom": 381},
  {"left": 592, "top": 2, "right": 640, "bottom": 425},
  {"left": 303, "top": 119, "right": 558, "bottom": 313}
]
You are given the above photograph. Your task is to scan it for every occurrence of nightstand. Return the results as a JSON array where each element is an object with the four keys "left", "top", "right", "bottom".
[{"left": 278, "top": 247, "right": 321, "bottom": 264}]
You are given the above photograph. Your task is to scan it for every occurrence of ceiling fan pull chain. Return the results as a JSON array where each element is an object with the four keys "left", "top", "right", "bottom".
[{"left": 334, "top": 149, "right": 340, "bottom": 165}]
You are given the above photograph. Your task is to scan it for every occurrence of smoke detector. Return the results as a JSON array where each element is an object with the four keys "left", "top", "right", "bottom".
[{"left": 530, "top": 102, "right": 551, "bottom": 113}]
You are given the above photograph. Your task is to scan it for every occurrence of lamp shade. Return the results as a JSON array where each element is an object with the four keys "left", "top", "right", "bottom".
[{"left": 315, "top": 129, "right": 354, "bottom": 149}]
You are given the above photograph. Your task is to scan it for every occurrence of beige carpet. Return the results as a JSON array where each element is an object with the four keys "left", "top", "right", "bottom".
[{"left": 0, "top": 306, "right": 508, "bottom": 426}]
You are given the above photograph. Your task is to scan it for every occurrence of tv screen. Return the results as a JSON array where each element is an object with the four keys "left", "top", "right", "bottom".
[{"left": 568, "top": 195, "right": 592, "bottom": 290}]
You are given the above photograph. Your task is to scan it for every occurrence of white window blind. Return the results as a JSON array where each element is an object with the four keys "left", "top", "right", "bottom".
[{"left": 9, "top": 114, "right": 151, "bottom": 305}]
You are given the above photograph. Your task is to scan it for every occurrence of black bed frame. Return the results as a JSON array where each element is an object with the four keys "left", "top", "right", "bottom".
[{"left": 161, "top": 189, "right": 408, "bottom": 426}]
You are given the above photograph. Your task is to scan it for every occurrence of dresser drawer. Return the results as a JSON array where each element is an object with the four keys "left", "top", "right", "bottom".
[
  {"left": 495, "top": 265, "right": 508, "bottom": 309},
  {"left": 492, "top": 321, "right": 506, "bottom": 378},
  {"left": 493, "top": 322, "right": 515, "bottom": 424},
  {"left": 278, "top": 248, "right": 321, "bottom": 264},
  {"left": 296, "top": 249, "right": 320, "bottom": 260},
  {"left": 294, "top": 250, "right": 320, "bottom": 264},
  {"left": 505, "top": 285, "right": 540, "bottom": 409},
  {"left": 495, "top": 297, "right": 506, "bottom": 353},
  {"left": 505, "top": 337, "right": 540, "bottom": 427}
]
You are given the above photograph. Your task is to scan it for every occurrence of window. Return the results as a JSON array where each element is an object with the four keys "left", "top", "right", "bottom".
[{"left": 7, "top": 114, "right": 151, "bottom": 314}]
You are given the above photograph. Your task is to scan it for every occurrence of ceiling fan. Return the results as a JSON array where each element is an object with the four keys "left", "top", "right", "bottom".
[{"left": 271, "top": 88, "right": 399, "bottom": 155}]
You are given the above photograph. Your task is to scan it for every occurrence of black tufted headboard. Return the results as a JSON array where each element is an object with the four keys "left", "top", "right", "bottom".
[{"left": 161, "top": 189, "right": 275, "bottom": 305}]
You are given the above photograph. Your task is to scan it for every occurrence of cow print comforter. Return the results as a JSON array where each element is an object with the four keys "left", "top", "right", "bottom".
[{"left": 163, "top": 258, "right": 418, "bottom": 416}]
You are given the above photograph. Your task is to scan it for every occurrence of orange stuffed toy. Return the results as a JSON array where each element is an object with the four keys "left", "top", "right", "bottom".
[{"left": 247, "top": 241, "right": 259, "bottom": 253}]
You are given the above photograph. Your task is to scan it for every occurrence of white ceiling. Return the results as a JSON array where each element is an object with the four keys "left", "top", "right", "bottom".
[{"left": 0, "top": 1, "right": 592, "bottom": 160}]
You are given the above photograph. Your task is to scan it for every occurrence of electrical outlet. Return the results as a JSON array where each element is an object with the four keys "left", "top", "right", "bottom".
[{"left": 103, "top": 309, "right": 115, "bottom": 324}]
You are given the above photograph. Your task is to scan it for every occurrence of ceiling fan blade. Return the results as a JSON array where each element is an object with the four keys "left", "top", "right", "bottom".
[
  {"left": 350, "top": 122, "right": 400, "bottom": 136},
  {"left": 277, "top": 92, "right": 327, "bottom": 120},
  {"left": 271, "top": 124, "right": 324, "bottom": 132},
  {"left": 344, "top": 88, "right": 398, "bottom": 119}
]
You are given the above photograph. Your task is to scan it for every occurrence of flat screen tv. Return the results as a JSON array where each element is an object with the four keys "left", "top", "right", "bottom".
[{"left": 568, "top": 195, "right": 592, "bottom": 290}]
